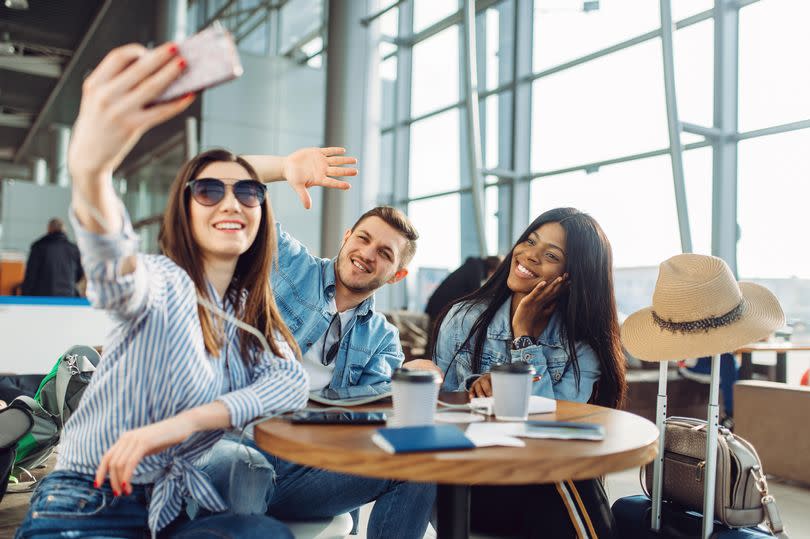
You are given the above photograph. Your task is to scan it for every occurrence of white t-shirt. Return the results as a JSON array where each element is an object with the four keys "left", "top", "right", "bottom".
[{"left": 302, "top": 300, "right": 357, "bottom": 391}]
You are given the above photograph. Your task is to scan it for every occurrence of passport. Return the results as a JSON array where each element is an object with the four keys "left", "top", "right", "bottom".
[{"left": 372, "top": 424, "right": 476, "bottom": 454}]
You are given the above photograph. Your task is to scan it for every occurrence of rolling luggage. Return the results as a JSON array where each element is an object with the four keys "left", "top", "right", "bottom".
[{"left": 612, "top": 359, "right": 787, "bottom": 538}]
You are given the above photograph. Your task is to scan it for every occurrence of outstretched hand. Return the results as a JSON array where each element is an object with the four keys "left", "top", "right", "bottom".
[{"left": 282, "top": 147, "right": 357, "bottom": 209}]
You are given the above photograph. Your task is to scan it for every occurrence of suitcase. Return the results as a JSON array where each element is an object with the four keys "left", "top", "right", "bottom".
[
  {"left": 611, "top": 357, "right": 784, "bottom": 538},
  {"left": 613, "top": 495, "right": 774, "bottom": 538}
]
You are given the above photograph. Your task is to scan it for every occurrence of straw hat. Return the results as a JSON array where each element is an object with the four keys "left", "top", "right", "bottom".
[{"left": 621, "top": 254, "right": 785, "bottom": 361}]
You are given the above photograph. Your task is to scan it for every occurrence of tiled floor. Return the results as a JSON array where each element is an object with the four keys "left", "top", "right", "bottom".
[{"left": 3, "top": 462, "right": 807, "bottom": 538}]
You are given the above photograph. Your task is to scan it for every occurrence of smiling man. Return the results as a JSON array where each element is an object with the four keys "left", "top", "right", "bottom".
[
  {"left": 198, "top": 200, "right": 435, "bottom": 539},
  {"left": 271, "top": 206, "right": 417, "bottom": 398}
]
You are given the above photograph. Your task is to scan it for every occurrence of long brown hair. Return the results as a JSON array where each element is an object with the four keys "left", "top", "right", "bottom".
[{"left": 159, "top": 148, "right": 300, "bottom": 364}]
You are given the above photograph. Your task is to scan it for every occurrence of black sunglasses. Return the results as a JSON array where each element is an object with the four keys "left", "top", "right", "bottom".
[{"left": 186, "top": 178, "right": 267, "bottom": 208}]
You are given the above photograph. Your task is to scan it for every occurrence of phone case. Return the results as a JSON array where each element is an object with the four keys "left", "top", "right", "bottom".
[
  {"left": 290, "top": 411, "right": 387, "bottom": 425},
  {"left": 152, "top": 23, "right": 243, "bottom": 104}
]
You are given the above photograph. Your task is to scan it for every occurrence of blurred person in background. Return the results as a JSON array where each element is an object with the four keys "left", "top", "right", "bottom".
[{"left": 21, "top": 218, "right": 84, "bottom": 297}]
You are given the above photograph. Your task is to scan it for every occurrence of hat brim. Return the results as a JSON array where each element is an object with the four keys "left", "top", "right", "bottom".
[{"left": 621, "top": 282, "right": 785, "bottom": 362}]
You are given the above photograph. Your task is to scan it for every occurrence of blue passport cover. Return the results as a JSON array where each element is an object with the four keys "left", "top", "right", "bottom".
[{"left": 372, "top": 424, "right": 476, "bottom": 454}]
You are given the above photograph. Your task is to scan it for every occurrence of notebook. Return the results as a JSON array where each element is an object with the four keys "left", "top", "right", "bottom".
[
  {"left": 372, "top": 425, "right": 476, "bottom": 454},
  {"left": 308, "top": 389, "right": 392, "bottom": 407},
  {"left": 468, "top": 395, "right": 557, "bottom": 416},
  {"left": 519, "top": 420, "right": 605, "bottom": 441}
]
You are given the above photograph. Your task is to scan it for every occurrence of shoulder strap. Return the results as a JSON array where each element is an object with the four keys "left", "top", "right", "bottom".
[
  {"left": 54, "top": 352, "right": 96, "bottom": 425},
  {"left": 14, "top": 396, "right": 50, "bottom": 420},
  {"left": 751, "top": 465, "right": 788, "bottom": 537}
]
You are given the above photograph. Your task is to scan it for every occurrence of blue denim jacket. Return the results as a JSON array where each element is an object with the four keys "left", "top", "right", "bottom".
[
  {"left": 435, "top": 297, "right": 601, "bottom": 402},
  {"left": 272, "top": 223, "right": 404, "bottom": 398}
]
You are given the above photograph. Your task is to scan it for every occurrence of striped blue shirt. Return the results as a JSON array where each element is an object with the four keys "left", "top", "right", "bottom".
[{"left": 58, "top": 207, "right": 309, "bottom": 533}]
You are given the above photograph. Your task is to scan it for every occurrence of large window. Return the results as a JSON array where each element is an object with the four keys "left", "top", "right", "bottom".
[
  {"left": 530, "top": 39, "right": 668, "bottom": 171},
  {"left": 738, "top": 130, "right": 810, "bottom": 280},
  {"left": 407, "top": 195, "right": 461, "bottom": 310},
  {"left": 532, "top": 0, "right": 659, "bottom": 72},
  {"left": 372, "top": 0, "right": 810, "bottom": 345},
  {"left": 409, "top": 109, "right": 461, "bottom": 198},
  {"left": 411, "top": 27, "right": 460, "bottom": 117},
  {"left": 738, "top": 0, "right": 810, "bottom": 131},
  {"left": 530, "top": 154, "right": 682, "bottom": 269}
]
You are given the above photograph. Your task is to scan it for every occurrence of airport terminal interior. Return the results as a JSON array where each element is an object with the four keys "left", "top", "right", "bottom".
[{"left": 0, "top": 0, "right": 808, "bottom": 538}]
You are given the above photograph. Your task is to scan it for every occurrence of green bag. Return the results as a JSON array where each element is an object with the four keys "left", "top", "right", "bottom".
[{"left": 13, "top": 345, "right": 100, "bottom": 470}]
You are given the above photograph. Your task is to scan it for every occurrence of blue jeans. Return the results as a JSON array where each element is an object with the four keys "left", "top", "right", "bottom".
[
  {"left": 197, "top": 436, "right": 435, "bottom": 539},
  {"left": 15, "top": 470, "right": 293, "bottom": 539}
]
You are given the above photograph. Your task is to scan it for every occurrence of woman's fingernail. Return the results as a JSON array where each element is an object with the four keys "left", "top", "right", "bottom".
[
  {"left": 93, "top": 480, "right": 99, "bottom": 488},
  {"left": 177, "top": 57, "right": 187, "bottom": 70},
  {"left": 121, "top": 482, "right": 127, "bottom": 493},
  {"left": 113, "top": 490, "right": 119, "bottom": 497},
  {"left": 168, "top": 43, "right": 178, "bottom": 55}
]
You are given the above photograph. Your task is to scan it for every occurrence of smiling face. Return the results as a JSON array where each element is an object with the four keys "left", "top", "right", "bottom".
[
  {"left": 506, "top": 221, "right": 567, "bottom": 294},
  {"left": 188, "top": 161, "right": 262, "bottom": 264},
  {"left": 335, "top": 216, "right": 409, "bottom": 294}
]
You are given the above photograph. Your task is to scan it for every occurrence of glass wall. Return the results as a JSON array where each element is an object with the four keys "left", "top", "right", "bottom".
[{"left": 372, "top": 0, "right": 810, "bottom": 367}]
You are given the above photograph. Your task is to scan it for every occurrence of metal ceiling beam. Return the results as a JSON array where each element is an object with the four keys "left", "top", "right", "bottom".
[
  {"left": 0, "top": 56, "right": 62, "bottom": 78},
  {"left": 13, "top": 0, "right": 114, "bottom": 163},
  {"left": 0, "top": 112, "right": 32, "bottom": 128},
  {"left": 0, "top": 159, "right": 32, "bottom": 179}
]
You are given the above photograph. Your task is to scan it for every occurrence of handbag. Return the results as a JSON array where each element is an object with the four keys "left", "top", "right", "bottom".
[{"left": 641, "top": 416, "right": 787, "bottom": 536}]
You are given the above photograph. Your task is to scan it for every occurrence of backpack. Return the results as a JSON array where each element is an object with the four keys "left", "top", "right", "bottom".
[
  {"left": 12, "top": 345, "right": 100, "bottom": 471},
  {"left": 0, "top": 404, "right": 34, "bottom": 503}
]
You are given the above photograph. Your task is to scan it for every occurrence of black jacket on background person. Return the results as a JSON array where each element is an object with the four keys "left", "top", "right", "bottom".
[
  {"left": 425, "top": 256, "right": 489, "bottom": 320},
  {"left": 21, "top": 231, "right": 84, "bottom": 297}
]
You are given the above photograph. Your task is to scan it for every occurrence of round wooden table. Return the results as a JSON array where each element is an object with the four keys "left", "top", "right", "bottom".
[{"left": 255, "top": 394, "right": 658, "bottom": 538}]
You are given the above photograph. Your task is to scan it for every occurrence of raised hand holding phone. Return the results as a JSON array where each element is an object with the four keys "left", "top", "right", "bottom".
[
  {"left": 151, "top": 23, "right": 243, "bottom": 104},
  {"left": 68, "top": 42, "right": 194, "bottom": 233}
]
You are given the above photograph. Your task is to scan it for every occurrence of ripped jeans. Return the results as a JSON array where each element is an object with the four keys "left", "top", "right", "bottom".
[{"left": 195, "top": 434, "right": 435, "bottom": 539}]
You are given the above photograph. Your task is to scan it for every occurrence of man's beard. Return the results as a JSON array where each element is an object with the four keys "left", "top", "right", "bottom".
[{"left": 335, "top": 249, "right": 389, "bottom": 294}]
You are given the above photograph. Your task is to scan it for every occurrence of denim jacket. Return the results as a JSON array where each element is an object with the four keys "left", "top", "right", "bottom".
[
  {"left": 271, "top": 223, "right": 404, "bottom": 398},
  {"left": 435, "top": 297, "right": 601, "bottom": 402}
]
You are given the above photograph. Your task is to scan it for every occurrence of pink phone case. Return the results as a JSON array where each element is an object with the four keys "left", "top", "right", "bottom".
[{"left": 152, "top": 24, "right": 244, "bottom": 104}]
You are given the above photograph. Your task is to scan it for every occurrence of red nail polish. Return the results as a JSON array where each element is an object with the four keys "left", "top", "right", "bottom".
[
  {"left": 177, "top": 58, "right": 187, "bottom": 70},
  {"left": 93, "top": 480, "right": 99, "bottom": 488},
  {"left": 168, "top": 44, "right": 178, "bottom": 55},
  {"left": 113, "top": 489, "right": 119, "bottom": 497}
]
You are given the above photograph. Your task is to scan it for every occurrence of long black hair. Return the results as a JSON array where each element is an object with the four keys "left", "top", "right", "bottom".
[{"left": 430, "top": 207, "right": 626, "bottom": 409}]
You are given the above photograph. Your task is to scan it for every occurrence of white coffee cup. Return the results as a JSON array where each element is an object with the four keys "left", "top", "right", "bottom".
[
  {"left": 490, "top": 362, "right": 536, "bottom": 421},
  {"left": 389, "top": 368, "right": 441, "bottom": 427}
]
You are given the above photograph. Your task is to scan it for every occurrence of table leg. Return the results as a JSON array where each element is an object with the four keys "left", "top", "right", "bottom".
[
  {"left": 436, "top": 484, "right": 470, "bottom": 539},
  {"left": 738, "top": 352, "right": 753, "bottom": 380},
  {"left": 776, "top": 352, "right": 787, "bottom": 383}
]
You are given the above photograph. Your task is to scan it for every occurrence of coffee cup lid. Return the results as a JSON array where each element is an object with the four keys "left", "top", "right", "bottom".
[
  {"left": 392, "top": 368, "right": 441, "bottom": 383},
  {"left": 490, "top": 362, "right": 536, "bottom": 374}
]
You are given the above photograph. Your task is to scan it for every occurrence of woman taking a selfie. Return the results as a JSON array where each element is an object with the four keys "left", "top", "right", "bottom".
[
  {"left": 15, "top": 43, "right": 354, "bottom": 538},
  {"left": 432, "top": 207, "right": 626, "bottom": 538}
]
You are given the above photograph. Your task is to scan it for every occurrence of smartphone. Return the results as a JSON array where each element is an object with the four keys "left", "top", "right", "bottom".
[
  {"left": 289, "top": 411, "right": 388, "bottom": 425},
  {"left": 151, "top": 22, "right": 244, "bottom": 104}
]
